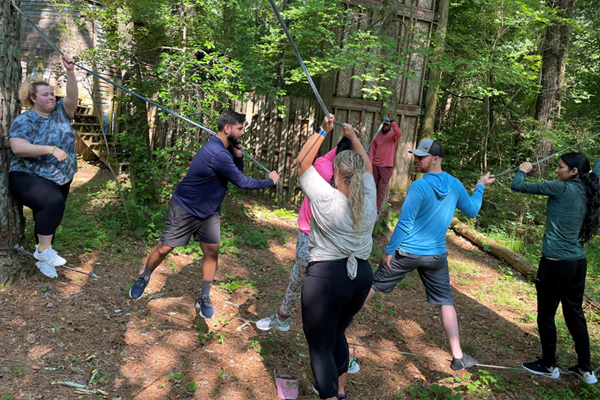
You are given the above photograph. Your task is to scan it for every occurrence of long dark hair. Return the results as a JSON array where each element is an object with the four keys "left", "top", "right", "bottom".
[{"left": 561, "top": 152, "right": 600, "bottom": 243}]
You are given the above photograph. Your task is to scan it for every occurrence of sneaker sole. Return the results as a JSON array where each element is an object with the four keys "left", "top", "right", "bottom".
[
  {"left": 522, "top": 365, "right": 560, "bottom": 379},
  {"left": 199, "top": 311, "right": 213, "bottom": 319},
  {"left": 562, "top": 370, "right": 598, "bottom": 384},
  {"left": 348, "top": 364, "right": 360, "bottom": 374},
  {"left": 128, "top": 288, "right": 144, "bottom": 300}
]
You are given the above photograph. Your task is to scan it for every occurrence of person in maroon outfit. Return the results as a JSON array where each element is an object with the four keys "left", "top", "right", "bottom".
[{"left": 368, "top": 111, "right": 402, "bottom": 214}]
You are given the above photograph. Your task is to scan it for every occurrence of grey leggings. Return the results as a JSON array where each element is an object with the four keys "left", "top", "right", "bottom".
[{"left": 279, "top": 231, "right": 310, "bottom": 315}]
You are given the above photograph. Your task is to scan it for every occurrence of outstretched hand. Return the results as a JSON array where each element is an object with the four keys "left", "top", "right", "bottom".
[
  {"left": 519, "top": 162, "right": 533, "bottom": 174},
  {"left": 478, "top": 172, "right": 496, "bottom": 186},
  {"left": 387, "top": 111, "right": 393, "bottom": 121},
  {"left": 269, "top": 171, "right": 280, "bottom": 184}
]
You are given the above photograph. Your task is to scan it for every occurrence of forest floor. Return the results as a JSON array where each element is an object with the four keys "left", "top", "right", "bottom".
[{"left": 1, "top": 162, "right": 599, "bottom": 400}]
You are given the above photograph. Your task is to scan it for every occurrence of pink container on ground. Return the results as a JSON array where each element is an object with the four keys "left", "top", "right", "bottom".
[{"left": 275, "top": 374, "right": 299, "bottom": 399}]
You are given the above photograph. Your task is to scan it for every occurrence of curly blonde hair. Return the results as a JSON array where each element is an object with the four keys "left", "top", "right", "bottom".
[
  {"left": 19, "top": 79, "right": 51, "bottom": 109},
  {"left": 334, "top": 150, "right": 366, "bottom": 232}
]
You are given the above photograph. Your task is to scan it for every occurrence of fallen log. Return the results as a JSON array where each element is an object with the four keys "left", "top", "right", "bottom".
[{"left": 450, "top": 217, "right": 600, "bottom": 312}]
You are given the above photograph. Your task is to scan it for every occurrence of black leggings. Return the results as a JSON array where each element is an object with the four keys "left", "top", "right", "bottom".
[
  {"left": 537, "top": 256, "right": 591, "bottom": 369},
  {"left": 302, "top": 258, "right": 372, "bottom": 399},
  {"left": 9, "top": 171, "right": 71, "bottom": 241}
]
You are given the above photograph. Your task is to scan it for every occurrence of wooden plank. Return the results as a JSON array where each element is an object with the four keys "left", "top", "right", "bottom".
[
  {"left": 265, "top": 99, "right": 278, "bottom": 199},
  {"left": 278, "top": 97, "right": 292, "bottom": 197},
  {"left": 362, "top": 111, "right": 375, "bottom": 148},
  {"left": 287, "top": 98, "right": 304, "bottom": 202},
  {"left": 349, "top": 11, "right": 368, "bottom": 99},
  {"left": 404, "top": 19, "right": 430, "bottom": 105},
  {"left": 332, "top": 97, "right": 421, "bottom": 116},
  {"left": 254, "top": 96, "right": 266, "bottom": 162},
  {"left": 284, "top": 98, "right": 298, "bottom": 193}
]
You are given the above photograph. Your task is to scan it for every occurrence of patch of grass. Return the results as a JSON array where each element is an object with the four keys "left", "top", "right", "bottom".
[{"left": 273, "top": 207, "right": 297, "bottom": 220}]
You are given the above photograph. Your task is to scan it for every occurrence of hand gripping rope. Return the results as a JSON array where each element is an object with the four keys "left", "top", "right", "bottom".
[
  {"left": 267, "top": 0, "right": 360, "bottom": 135},
  {"left": 492, "top": 132, "right": 600, "bottom": 178},
  {"left": 8, "top": 0, "right": 283, "bottom": 195}
]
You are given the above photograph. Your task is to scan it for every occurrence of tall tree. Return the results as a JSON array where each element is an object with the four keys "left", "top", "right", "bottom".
[
  {"left": 419, "top": 0, "right": 450, "bottom": 142},
  {"left": 535, "top": 0, "right": 577, "bottom": 160},
  {"left": 0, "top": 0, "right": 28, "bottom": 284}
]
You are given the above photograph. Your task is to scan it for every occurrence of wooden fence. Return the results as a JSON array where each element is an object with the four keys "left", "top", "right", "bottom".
[{"left": 232, "top": 95, "right": 421, "bottom": 203}]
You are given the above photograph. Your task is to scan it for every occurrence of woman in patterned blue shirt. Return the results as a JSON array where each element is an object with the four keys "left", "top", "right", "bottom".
[{"left": 9, "top": 55, "right": 78, "bottom": 277}]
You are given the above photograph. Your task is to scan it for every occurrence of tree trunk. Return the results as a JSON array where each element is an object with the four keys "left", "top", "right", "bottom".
[
  {"left": 419, "top": 0, "right": 450, "bottom": 142},
  {"left": 534, "top": 0, "right": 576, "bottom": 164},
  {"left": 0, "top": 0, "right": 29, "bottom": 284}
]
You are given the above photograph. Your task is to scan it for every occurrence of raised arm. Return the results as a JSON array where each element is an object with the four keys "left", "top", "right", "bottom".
[
  {"left": 511, "top": 162, "right": 565, "bottom": 197},
  {"left": 389, "top": 111, "right": 402, "bottom": 142},
  {"left": 343, "top": 123, "right": 372, "bottom": 175},
  {"left": 296, "top": 114, "right": 334, "bottom": 177},
  {"left": 61, "top": 55, "right": 78, "bottom": 119}
]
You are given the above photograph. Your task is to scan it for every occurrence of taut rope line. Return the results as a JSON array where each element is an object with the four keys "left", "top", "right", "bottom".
[{"left": 492, "top": 132, "right": 600, "bottom": 178}]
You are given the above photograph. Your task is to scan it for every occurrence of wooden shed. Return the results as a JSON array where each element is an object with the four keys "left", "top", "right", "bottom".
[{"left": 235, "top": 0, "right": 436, "bottom": 202}]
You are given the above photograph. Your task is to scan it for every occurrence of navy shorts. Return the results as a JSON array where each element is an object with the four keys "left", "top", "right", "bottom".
[
  {"left": 160, "top": 197, "right": 220, "bottom": 247},
  {"left": 372, "top": 248, "right": 453, "bottom": 305}
]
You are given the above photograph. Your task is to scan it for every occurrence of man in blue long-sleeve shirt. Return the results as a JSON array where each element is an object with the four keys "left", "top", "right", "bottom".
[
  {"left": 365, "top": 139, "right": 495, "bottom": 371},
  {"left": 129, "top": 111, "right": 279, "bottom": 319}
]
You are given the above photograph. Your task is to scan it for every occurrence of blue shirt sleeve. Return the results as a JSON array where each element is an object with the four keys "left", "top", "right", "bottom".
[
  {"left": 233, "top": 153, "right": 244, "bottom": 173},
  {"left": 213, "top": 150, "right": 273, "bottom": 190},
  {"left": 456, "top": 182, "right": 485, "bottom": 218},
  {"left": 384, "top": 183, "right": 425, "bottom": 254}
]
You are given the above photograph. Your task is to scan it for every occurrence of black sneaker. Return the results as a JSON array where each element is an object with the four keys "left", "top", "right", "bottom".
[
  {"left": 129, "top": 275, "right": 149, "bottom": 299},
  {"left": 563, "top": 365, "right": 598, "bottom": 384},
  {"left": 522, "top": 359, "right": 560, "bottom": 379},
  {"left": 196, "top": 294, "right": 214, "bottom": 318},
  {"left": 450, "top": 354, "right": 478, "bottom": 371}
]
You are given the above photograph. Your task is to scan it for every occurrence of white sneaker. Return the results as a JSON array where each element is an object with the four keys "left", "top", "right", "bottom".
[
  {"left": 348, "top": 357, "right": 360, "bottom": 374},
  {"left": 256, "top": 313, "right": 291, "bottom": 332},
  {"left": 34, "top": 245, "right": 66, "bottom": 267},
  {"left": 563, "top": 365, "right": 598, "bottom": 384},
  {"left": 36, "top": 261, "right": 58, "bottom": 278}
]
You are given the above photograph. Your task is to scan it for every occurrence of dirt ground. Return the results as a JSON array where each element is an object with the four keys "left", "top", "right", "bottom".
[{"left": 0, "top": 163, "right": 597, "bottom": 400}]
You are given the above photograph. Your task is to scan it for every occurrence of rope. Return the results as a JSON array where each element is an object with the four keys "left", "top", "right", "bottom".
[
  {"left": 267, "top": 0, "right": 359, "bottom": 135},
  {"left": 492, "top": 132, "right": 600, "bottom": 178},
  {"left": 8, "top": 0, "right": 283, "bottom": 195}
]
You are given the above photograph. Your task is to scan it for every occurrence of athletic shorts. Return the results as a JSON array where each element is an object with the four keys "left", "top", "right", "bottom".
[
  {"left": 160, "top": 197, "right": 221, "bottom": 247},
  {"left": 372, "top": 248, "right": 453, "bottom": 305}
]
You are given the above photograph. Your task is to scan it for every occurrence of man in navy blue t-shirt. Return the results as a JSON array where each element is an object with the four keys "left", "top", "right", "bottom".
[{"left": 128, "top": 111, "right": 279, "bottom": 319}]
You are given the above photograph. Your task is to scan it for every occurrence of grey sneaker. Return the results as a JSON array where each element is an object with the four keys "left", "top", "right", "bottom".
[
  {"left": 256, "top": 313, "right": 290, "bottom": 332},
  {"left": 522, "top": 359, "right": 560, "bottom": 379},
  {"left": 451, "top": 354, "right": 478, "bottom": 371},
  {"left": 563, "top": 365, "right": 597, "bottom": 384},
  {"left": 348, "top": 357, "right": 360, "bottom": 374}
]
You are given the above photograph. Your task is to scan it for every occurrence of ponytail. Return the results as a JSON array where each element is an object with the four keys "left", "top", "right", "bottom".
[
  {"left": 334, "top": 150, "right": 365, "bottom": 232},
  {"left": 560, "top": 153, "right": 600, "bottom": 242}
]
